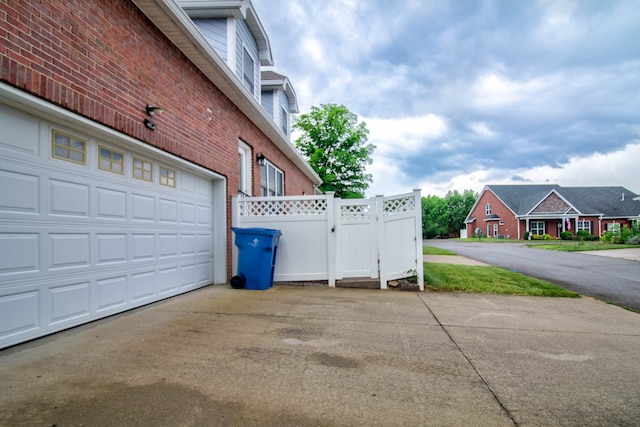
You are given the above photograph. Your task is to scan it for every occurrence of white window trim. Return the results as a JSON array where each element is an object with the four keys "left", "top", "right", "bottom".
[
  {"left": 485, "top": 204, "right": 492, "bottom": 215},
  {"left": 531, "top": 220, "right": 545, "bottom": 235},
  {"left": 261, "top": 160, "right": 284, "bottom": 197},
  {"left": 242, "top": 45, "right": 256, "bottom": 96},
  {"left": 238, "top": 140, "right": 252, "bottom": 196}
]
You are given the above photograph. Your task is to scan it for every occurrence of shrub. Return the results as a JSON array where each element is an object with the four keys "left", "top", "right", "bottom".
[
  {"left": 560, "top": 231, "right": 573, "bottom": 240},
  {"left": 524, "top": 231, "right": 530, "bottom": 240},
  {"left": 576, "top": 230, "right": 590, "bottom": 238}
]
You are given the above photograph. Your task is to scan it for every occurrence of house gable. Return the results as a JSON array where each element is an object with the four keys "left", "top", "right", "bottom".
[{"left": 529, "top": 190, "right": 578, "bottom": 215}]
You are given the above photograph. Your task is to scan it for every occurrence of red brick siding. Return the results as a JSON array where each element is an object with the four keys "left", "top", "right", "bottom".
[
  {"left": 466, "top": 189, "right": 519, "bottom": 238},
  {"left": 0, "top": 0, "right": 315, "bottom": 279}
]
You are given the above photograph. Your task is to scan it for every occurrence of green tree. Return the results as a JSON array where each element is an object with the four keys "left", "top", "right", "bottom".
[
  {"left": 422, "top": 195, "right": 448, "bottom": 238},
  {"left": 445, "top": 189, "right": 478, "bottom": 236},
  {"left": 294, "top": 104, "right": 374, "bottom": 198},
  {"left": 422, "top": 190, "right": 478, "bottom": 238}
]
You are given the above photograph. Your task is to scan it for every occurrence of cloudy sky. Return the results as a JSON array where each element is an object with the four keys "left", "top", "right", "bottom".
[{"left": 252, "top": 0, "right": 639, "bottom": 197}]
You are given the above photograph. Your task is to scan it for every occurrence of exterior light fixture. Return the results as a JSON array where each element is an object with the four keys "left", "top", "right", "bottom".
[
  {"left": 146, "top": 105, "right": 164, "bottom": 116},
  {"left": 144, "top": 119, "right": 157, "bottom": 130},
  {"left": 256, "top": 152, "right": 266, "bottom": 166}
]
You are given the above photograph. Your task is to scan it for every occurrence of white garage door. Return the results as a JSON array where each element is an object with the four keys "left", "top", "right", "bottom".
[{"left": 0, "top": 104, "right": 220, "bottom": 349}]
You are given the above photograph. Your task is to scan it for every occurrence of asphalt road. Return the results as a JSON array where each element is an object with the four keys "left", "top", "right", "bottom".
[{"left": 424, "top": 239, "right": 640, "bottom": 312}]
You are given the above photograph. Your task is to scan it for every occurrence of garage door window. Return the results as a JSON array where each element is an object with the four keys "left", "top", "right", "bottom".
[
  {"left": 160, "top": 165, "right": 176, "bottom": 187},
  {"left": 133, "top": 157, "right": 153, "bottom": 182},
  {"left": 99, "top": 145, "right": 124, "bottom": 174},
  {"left": 52, "top": 129, "right": 86, "bottom": 165}
]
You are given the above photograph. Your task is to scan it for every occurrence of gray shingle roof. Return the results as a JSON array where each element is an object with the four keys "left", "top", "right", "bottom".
[{"left": 488, "top": 185, "right": 640, "bottom": 217}]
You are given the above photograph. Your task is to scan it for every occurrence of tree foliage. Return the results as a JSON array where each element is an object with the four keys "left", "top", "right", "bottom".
[
  {"left": 294, "top": 104, "right": 375, "bottom": 198},
  {"left": 422, "top": 190, "right": 478, "bottom": 238}
]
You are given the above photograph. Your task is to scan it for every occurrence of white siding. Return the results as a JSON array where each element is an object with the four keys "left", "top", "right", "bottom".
[{"left": 192, "top": 18, "right": 228, "bottom": 61}]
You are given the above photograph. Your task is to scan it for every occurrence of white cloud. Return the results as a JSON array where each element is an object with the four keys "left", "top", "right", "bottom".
[{"left": 365, "top": 114, "right": 448, "bottom": 155}]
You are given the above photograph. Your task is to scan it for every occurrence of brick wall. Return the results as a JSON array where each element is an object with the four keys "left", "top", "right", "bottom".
[
  {"left": 0, "top": 0, "right": 315, "bottom": 278},
  {"left": 467, "top": 189, "right": 518, "bottom": 238}
]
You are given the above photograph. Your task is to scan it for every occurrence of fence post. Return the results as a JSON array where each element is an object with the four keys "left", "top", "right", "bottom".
[
  {"left": 376, "top": 195, "right": 387, "bottom": 289},
  {"left": 413, "top": 189, "right": 424, "bottom": 291},
  {"left": 326, "top": 192, "right": 336, "bottom": 287}
]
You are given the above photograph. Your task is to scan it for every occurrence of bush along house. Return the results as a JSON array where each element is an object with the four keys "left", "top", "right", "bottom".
[
  {"left": 465, "top": 185, "right": 640, "bottom": 240},
  {"left": 0, "top": 0, "right": 321, "bottom": 349}
]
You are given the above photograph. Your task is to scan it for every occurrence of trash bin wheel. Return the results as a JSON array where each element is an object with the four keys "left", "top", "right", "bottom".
[{"left": 230, "top": 274, "right": 246, "bottom": 289}]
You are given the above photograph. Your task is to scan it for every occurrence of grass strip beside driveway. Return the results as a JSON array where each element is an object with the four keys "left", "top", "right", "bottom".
[
  {"left": 423, "top": 263, "right": 580, "bottom": 297},
  {"left": 527, "top": 242, "right": 639, "bottom": 252},
  {"left": 423, "top": 245, "right": 457, "bottom": 255}
]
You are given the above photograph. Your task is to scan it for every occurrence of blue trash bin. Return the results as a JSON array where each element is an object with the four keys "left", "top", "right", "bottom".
[{"left": 231, "top": 227, "right": 282, "bottom": 290}]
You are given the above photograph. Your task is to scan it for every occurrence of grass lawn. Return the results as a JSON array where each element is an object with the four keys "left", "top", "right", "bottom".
[
  {"left": 423, "top": 262, "right": 580, "bottom": 297},
  {"left": 423, "top": 246, "right": 457, "bottom": 255},
  {"left": 527, "top": 242, "right": 639, "bottom": 252}
]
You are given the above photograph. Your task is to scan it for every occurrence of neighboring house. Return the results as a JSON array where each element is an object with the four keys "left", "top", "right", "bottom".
[
  {"left": 465, "top": 185, "right": 640, "bottom": 240},
  {"left": 0, "top": 0, "right": 321, "bottom": 349}
]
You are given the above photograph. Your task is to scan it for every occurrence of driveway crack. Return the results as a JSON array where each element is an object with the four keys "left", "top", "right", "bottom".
[{"left": 418, "top": 294, "right": 518, "bottom": 426}]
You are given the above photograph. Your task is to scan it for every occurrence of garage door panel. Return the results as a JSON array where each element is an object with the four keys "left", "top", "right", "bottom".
[
  {"left": 0, "top": 291, "right": 40, "bottom": 338},
  {"left": 0, "top": 233, "right": 40, "bottom": 275},
  {"left": 49, "top": 179, "right": 90, "bottom": 217},
  {"left": 49, "top": 281, "right": 90, "bottom": 325},
  {"left": 49, "top": 233, "right": 91, "bottom": 270},
  {"left": 159, "top": 234, "right": 179, "bottom": 258},
  {"left": 158, "top": 267, "right": 179, "bottom": 295},
  {"left": 159, "top": 198, "right": 178, "bottom": 223},
  {"left": 198, "top": 234, "right": 212, "bottom": 255},
  {"left": 96, "top": 233, "right": 127, "bottom": 265},
  {"left": 97, "top": 188, "right": 127, "bottom": 220},
  {"left": 197, "top": 205, "right": 212, "bottom": 225},
  {"left": 0, "top": 104, "right": 40, "bottom": 156},
  {"left": 132, "top": 233, "right": 156, "bottom": 261},
  {"left": 132, "top": 270, "right": 156, "bottom": 302},
  {"left": 198, "top": 261, "right": 212, "bottom": 285},
  {"left": 0, "top": 108, "right": 219, "bottom": 349},
  {"left": 96, "top": 276, "right": 127, "bottom": 313},
  {"left": 0, "top": 169, "right": 40, "bottom": 214},
  {"left": 180, "top": 202, "right": 196, "bottom": 224},
  {"left": 132, "top": 193, "right": 155, "bottom": 221},
  {"left": 181, "top": 234, "right": 197, "bottom": 256},
  {"left": 180, "top": 264, "right": 196, "bottom": 289}
]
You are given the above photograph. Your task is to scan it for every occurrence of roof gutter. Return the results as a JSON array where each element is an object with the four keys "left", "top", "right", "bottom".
[{"left": 131, "top": 0, "right": 321, "bottom": 185}]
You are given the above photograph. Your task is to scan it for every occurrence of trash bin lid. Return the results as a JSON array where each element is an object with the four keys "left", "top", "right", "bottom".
[{"left": 232, "top": 227, "right": 281, "bottom": 237}]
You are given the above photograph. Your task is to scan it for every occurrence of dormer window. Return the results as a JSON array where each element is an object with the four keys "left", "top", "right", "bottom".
[{"left": 242, "top": 47, "right": 255, "bottom": 94}]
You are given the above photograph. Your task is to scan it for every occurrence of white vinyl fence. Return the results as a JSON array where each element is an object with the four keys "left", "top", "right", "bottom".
[{"left": 231, "top": 190, "right": 424, "bottom": 290}]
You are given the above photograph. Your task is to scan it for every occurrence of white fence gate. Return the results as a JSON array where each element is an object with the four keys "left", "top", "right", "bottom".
[{"left": 232, "top": 190, "right": 424, "bottom": 290}]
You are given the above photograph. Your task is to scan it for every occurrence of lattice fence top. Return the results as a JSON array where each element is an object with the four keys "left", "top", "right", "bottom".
[
  {"left": 340, "top": 204, "right": 371, "bottom": 220},
  {"left": 383, "top": 195, "right": 415, "bottom": 215},
  {"left": 239, "top": 198, "right": 327, "bottom": 216}
]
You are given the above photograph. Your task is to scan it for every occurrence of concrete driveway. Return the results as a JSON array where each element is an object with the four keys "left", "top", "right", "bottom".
[{"left": 1, "top": 285, "right": 639, "bottom": 426}]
